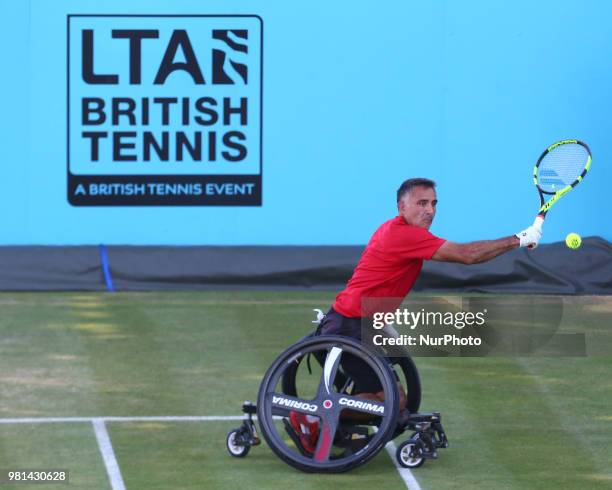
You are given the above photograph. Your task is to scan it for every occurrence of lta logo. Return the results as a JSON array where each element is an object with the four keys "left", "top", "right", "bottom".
[
  {"left": 212, "top": 30, "right": 249, "bottom": 84},
  {"left": 67, "top": 15, "right": 263, "bottom": 206}
]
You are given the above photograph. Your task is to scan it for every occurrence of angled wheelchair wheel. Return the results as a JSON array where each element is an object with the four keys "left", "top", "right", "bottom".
[
  {"left": 388, "top": 355, "right": 421, "bottom": 413},
  {"left": 257, "top": 335, "right": 400, "bottom": 473}
]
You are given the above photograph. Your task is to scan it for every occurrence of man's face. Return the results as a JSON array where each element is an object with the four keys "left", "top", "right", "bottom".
[{"left": 398, "top": 186, "right": 437, "bottom": 229}]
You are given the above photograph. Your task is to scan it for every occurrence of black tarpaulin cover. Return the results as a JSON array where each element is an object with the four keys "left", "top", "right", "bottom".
[{"left": 0, "top": 238, "right": 609, "bottom": 293}]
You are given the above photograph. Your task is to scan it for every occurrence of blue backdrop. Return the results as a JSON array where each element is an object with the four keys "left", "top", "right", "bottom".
[{"left": 1, "top": 0, "right": 610, "bottom": 245}]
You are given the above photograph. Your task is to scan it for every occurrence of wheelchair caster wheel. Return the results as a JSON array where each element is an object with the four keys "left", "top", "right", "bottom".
[
  {"left": 227, "top": 428, "right": 250, "bottom": 458},
  {"left": 396, "top": 436, "right": 425, "bottom": 468}
]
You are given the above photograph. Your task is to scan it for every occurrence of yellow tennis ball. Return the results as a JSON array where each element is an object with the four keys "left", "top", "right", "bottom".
[{"left": 565, "top": 233, "right": 582, "bottom": 249}]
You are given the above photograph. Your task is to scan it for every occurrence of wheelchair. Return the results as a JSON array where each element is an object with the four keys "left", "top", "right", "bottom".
[{"left": 227, "top": 332, "right": 448, "bottom": 473}]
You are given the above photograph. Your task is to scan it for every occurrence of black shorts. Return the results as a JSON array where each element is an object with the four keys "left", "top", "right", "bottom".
[{"left": 318, "top": 308, "right": 393, "bottom": 394}]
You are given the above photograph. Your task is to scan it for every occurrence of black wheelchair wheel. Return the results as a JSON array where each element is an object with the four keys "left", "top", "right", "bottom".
[
  {"left": 388, "top": 355, "right": 422, "bottom": 413},
  {"left": 281, "top": 338, "right": 422, "bottom": 414},
  {"left": 257, "top": 335, "right": 400, "bottom": 473}
]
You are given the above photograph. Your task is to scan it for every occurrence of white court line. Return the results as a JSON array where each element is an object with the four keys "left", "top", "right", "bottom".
[
  {"left": 373, "top": 425, "right": 421, "bottom": 490},
  {"left": 0, "top": 415, "right": 421, "bottom": 490},
  {"left": 0, "top": 415, "right": 244, "bottom": 424},
  {"left": 385, "top": 440, "right": 422, "bottom": 490},
  {"left": 92, "top": 419, "right": 126, "bottom": 490}
]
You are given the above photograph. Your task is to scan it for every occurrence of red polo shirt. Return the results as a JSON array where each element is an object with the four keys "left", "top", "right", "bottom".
[{"left": 333, "top": 216, "right": 446, "bottom": 318}]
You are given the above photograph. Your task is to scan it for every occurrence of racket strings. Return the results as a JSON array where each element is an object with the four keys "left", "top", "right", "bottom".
[{"left": 537, "top": 144, "right": 589, "bottom": 193}]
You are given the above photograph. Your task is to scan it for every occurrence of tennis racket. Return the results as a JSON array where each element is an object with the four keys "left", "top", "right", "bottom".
[{"left": 533, "top": 139, "right": 592, "bottom": 221}]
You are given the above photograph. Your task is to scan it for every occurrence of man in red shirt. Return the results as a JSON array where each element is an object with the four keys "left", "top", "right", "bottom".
[{"left": 290, "top": 177, "right": 542, "bottom": 452}]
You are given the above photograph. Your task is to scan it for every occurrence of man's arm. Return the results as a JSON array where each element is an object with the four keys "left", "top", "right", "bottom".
[
  {"left": 432, "top": 236, "right": 519, "bottom": 265},
  {"left": 431, "top": 217, "right": 544, "bottom": 265}
]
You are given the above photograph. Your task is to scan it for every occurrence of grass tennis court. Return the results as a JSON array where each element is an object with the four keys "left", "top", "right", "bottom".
[{"left": 1, "top": 292, "right": 611, "bottom": 489}]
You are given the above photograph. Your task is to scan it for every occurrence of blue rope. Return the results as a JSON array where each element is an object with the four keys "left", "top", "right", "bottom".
[{"left": 98, "top": 244, "right": 115, "bottom": 292}]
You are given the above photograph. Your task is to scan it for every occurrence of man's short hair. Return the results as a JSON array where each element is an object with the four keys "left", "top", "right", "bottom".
[{"left": 396, "top": 178, "right": 436, "bottom": 203}]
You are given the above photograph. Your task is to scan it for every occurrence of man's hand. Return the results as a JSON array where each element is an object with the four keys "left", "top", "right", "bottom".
[{"left": 515, "top": 216, "right": 544, "bottom": 249}]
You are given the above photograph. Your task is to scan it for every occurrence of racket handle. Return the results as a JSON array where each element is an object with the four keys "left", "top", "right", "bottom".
[{"left": 533, "top": 215, "right": 544, "bottom": 232}]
